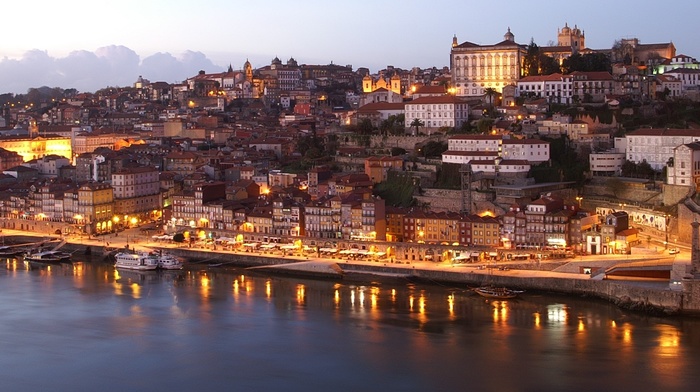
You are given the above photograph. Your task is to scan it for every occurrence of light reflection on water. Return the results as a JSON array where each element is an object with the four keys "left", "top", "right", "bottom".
[{"left": 2, "top": 257, "right": 700, "bottom": 391}]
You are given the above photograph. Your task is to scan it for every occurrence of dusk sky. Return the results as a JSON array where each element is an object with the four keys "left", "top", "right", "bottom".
[{"left": 2, "top": 0, "right": 699, "bottom": 94}]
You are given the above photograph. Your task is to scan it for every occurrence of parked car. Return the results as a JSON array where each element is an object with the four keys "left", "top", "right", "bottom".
[{"left": 669, "top": 248, "right": 680, "bottom": 255}]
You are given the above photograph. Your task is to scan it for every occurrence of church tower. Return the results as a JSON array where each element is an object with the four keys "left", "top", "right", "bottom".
[
  {"left": 244, "top": 59, "right": 253, "bottom": 81},
  {"left": 362, "top": 74, "right": 373, "bottom": 93},
  {"left": 390, "top": 73, "right": 401, "bottom": 94},
  {"left": 29, "top": 118, "right": 38, "bottom": 138},
  {"left": 452, "top": 34, "right": 458, "bottom": 48}
]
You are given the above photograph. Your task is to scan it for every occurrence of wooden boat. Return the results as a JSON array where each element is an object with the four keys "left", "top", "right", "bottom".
[
  {"left": 474, "top": 286, "right": 523, "bottom": 299},
  {"left": 24, "top": 250, "right": 72, "bottom": 263}
]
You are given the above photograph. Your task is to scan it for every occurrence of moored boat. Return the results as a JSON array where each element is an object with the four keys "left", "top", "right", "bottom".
[
  {"left": 474, "top": 286, "right": 523, "bottom": 299},
  {"left": 24, "top": 250, "right": 72, "bottom": 263},
  {"left": 154, "top": 252, "right": 183, "bottom": 270},
  {"left": 114, "top": 251, "right": 158, "bottom": 271}
]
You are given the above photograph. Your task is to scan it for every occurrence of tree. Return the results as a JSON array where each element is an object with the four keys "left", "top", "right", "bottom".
[
  {"left": 409, "top": 118, "right": 424, "bottom": 135},
  {"left": 484, "top": 88, "right": 497, "bottom": 115},
  {"left": 173, "top": 233, "right": 185, "bottom": 243},
  {"left": 357, "top": 118, "right": 374, "bottom": 135}
]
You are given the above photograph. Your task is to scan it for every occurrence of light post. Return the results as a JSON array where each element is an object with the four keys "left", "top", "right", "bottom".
[{"left": 665, "top": 214, "right": 670, "bottom": 250}]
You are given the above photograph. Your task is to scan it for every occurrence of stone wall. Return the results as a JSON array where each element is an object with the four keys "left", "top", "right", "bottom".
[
  {"left": 663, "top": 184, "right": 694, "bottom": 206},
  {"left": 369, "top": 135, "right": 444, "bottom": 151}
]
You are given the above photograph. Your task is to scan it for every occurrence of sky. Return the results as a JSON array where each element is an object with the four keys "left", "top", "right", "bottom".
[{"left": 2, "top": 0, "right": 699, "bottom": 94}]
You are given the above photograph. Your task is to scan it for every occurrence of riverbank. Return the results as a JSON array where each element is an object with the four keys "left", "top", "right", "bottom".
[{"left": 2, "top": 230, "right": 698, "bottom": 316}]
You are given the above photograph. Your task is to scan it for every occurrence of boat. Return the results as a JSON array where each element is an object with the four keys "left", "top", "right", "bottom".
[
  {"left": 114, "top": 251, "right": 159, "bottom": 271},
  {"left": 24, "top": 250, "right": 72, "bottom": 263},
  {"left": 0, "top": 246, "right": 27, "bottom": 257},
  {"left": 153, "top": 252, "right": 184, "bottom": 270},
  {"left": 474, "top": 286, "right": 524, "bottom": 299}
]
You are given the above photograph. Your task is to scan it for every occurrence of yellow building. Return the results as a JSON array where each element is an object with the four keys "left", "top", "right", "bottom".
[
  {"left": 450, "top": 28, "right": 526, "bottom": 97},
  {"left": 0, "top": 135, "right": 72, "bottom": 162},
  {"left": 77, "top": 182, "right": 115, "bottom": 233},
  {"left": 362, "top": 73, "right": 401, "bottom": 94}
]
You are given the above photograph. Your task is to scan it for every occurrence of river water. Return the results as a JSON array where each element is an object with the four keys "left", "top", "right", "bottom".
[{"left": 2, "top": 256, "right": 700, "bottom": 392}]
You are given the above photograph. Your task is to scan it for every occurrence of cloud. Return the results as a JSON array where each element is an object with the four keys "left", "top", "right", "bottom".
[{"left": 0, "top": 46, "right": 225, "bottom": 94}]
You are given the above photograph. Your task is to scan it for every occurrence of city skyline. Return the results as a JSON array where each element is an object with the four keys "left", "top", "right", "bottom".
[{"left": 2, "top": 0, "right": 698, "bottom": 94}]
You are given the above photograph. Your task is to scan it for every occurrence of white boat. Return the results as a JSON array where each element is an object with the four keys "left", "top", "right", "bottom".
[
  {"left": 114, "top": 251, "right": 159, "bottom": 271},
  {"left": 24, "top": 250, "right": 72, "bottom": 263},
  {"left": 155, "top": 252, "right": 183, "bottom": 270}
]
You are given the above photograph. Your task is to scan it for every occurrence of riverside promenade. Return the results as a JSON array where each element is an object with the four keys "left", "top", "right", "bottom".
[{"left": 4, "top": 228, "right": 700, "bottom": 316}]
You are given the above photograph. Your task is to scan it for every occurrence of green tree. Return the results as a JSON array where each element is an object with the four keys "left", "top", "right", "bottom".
[
  {"left": 409, "top": 118, "right": 424, "bottom": 135},
  {"left": 484, "top": 88, "right": 497, "bottom": 115}
]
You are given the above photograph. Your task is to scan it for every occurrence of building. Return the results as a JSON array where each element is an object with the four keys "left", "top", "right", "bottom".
[
  {"left": 364, "top": 156, "right": 404, "bottom": 183},
  {"left": 625, "top": 128, "right": 700, "bottom": 170},
  {"left": 77, "top": 182, "right": 115, "bottom": 234},
  {"left": 442, "top": 135, "right": 550, "bottom": 165},
  {"left": 404, "top": 95, "right": 470, "bottom": 132},
  {"left": 667, "top": 142, "right": 700, "bottom": 188},
  {"left": 0, "top": 135, "right": 72, "bottom": 161},
  {"left": 589, "top": 151, "right": 626, "bottom": 176},
  {"left": 571, "top": 71, "right": 614, "bottom": 103},
  {"left": 111, "top": 166, "right": 162, "bottom": 221},
  {"left": 450, "top": 28, "right": 526, "bottom": 97},
  {"left": 516, "top": 73, "right": 573, "bottom": 104}
]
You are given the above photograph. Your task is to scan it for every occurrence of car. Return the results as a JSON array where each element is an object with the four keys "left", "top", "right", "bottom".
[{"left": 669, "top": 248, "right": 680, "bottom": 255}]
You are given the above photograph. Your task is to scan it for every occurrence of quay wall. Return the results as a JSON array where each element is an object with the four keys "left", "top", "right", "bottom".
[
  {"left": 6, "top": 235, "right": 698, "bottom": 316},
  {"left": 342, "top": 263, "right": 690, "bottom": 315}
]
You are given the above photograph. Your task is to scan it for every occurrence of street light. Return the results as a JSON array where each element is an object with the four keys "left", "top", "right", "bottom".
[{"left": 665, "top": 214, "right": 670, "bottom": 250}]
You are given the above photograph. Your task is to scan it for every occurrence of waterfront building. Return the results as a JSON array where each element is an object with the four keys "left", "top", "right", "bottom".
[
  {"left": 304, "top": 196, "right": 342, "bottom": 239},
  {"left": 466, "top": 214, "right": 501, "bottom": 247},
  {"left": 111, "top": 166, "right": 161, "bottom": 222},
  {"left": 271, "top": 197, "right": 304, "bottom": 237},
  {"left": 77, "top": 182, "right": 115, "bottom": 234}
]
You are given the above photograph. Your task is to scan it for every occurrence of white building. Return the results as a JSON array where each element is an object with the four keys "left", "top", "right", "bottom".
[
  {"left": 662, "top": 68, "right": 700, "bottom": 92},
  {"left": 442, "top": 135, "right": 549, "bottom": 164},
  {"left": 501, "top": 139, "right": 550, "bottom": 163},
  {"left": 667, "top": 142, "right": 700, "bottom": 187},
  {"left": 404, "top": 95, "right": 470, "bottom": 133},
  {"left": 589, "top": 151, "right": 626, "bottom": 176},
  {"left": 626, "top": 128, "right": 700, "bottom": 170},
  {"left": 22, "top": 155, "right": 70, "bottom": 177},
  {"left": 442, "top": 150, "right": 499, "bottom": 165},
  {"left": 516, "top": 73, "right": 573, "bottom": 104},
  {"left": 469, "top": 159, "right": 530, "bottom": 175}
]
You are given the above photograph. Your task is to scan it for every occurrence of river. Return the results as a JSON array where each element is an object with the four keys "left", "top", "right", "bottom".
[{"left": 2, "top": 256, "right": 700, "bottom": 392}]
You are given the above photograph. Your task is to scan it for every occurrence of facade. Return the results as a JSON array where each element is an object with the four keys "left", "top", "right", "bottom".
[
  {"left": 516, "top": 73, "right": 573, "bottom": 104},
  {"left": 667, "top": 142, "right": 700, "bottom": 188},
  {"left": 450, "top": 28, "right": 526, "bottom": 97},
  {"left": 589, "top": 151, "right": 626, "bottom": 176},
  {"left": 571, "top": 71, "right": 614, "bottom": 103},
  {"left": 625, "top": 128, "right": 700, "bottom": 170},
  {"left": 364, "top": 156, "right": 404, "bottom": 183},
  {"left": 77, "top": 182, "right": 115, "bottom": 234},
  {"left": 0, "top": 135, "right": 72, "bottom": 161},
  {"left": 404, "top": 95, "right": 470, "bottom": 132},
  {"left": 112, "top": 166, "right": 161, "bottom": 219}
]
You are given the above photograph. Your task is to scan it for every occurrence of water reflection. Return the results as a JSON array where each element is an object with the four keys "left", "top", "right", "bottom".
[{"left": 4, "top": 258, "right": 700, "bottom": 391}]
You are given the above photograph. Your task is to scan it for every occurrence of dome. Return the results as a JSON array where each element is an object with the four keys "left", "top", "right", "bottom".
[{"left": 504, "top": 27, "right": 514, "bottom": 41}]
